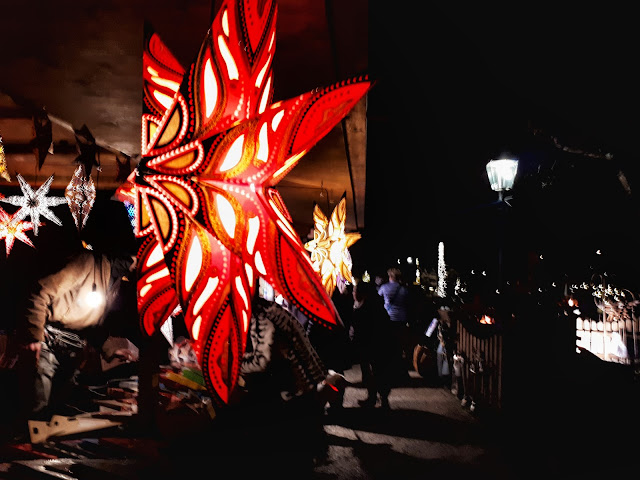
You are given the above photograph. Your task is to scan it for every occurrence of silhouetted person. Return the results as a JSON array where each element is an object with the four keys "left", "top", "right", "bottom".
[
  {"left": 322, "top": 275, "right": 354, "bottom": 413},
  {"left": 352, "top": 280, "right": 402, "bottom": 410}
]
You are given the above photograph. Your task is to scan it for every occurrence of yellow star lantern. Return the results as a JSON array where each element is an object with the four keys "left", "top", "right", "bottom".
[{"left": 304, "top": 192, "right": 361, "bottom": 297}]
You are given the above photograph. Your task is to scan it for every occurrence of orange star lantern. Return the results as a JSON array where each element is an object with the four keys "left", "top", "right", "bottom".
[
  {"left": 304, "top": 192, "right": 361, "bottom": 297},
  {"left": 120, "top": 0, "right": 371, "bottom": 407}
]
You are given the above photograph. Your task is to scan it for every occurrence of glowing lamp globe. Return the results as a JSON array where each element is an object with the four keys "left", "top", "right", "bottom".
[{"left": 486, "top": 158, "right": 518, "bottom": 195}]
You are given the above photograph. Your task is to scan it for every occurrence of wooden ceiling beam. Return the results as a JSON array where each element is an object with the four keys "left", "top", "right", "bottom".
[
  {"left": 2, "top": 142, "right": 78, "bottom": 155},
  {"left": 0, "top": 106, "right": 34, "bottom": 118}
]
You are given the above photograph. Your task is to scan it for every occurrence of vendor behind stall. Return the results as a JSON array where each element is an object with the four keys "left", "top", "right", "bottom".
[{"left": 12, "top": 200, "right": 140, "bottom": 427}]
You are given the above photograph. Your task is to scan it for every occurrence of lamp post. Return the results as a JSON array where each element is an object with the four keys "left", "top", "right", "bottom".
[{"left": 486, "top": 158, "right": 518, "bottom": 292}]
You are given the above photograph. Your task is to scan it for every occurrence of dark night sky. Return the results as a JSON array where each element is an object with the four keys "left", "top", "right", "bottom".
[{"left": 353, "top": 4, "right": 640, "bottom": 290}]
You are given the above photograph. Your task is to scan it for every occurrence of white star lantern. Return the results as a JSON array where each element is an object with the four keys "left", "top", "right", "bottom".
[{"left": 0, "top": 174, "right": 67, "bottom": 236}]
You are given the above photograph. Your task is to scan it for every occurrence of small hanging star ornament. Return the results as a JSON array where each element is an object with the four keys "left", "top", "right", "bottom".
[
  {"left": 0, "top": 134, "right": 10, "bottom": 182},
  {"left": 0, "top": 174, "right": 67, "bottom": 236},
  {"left": 65, "top": 164, "right": 96, "bottom": 231},
  {"left": 304, "top": 192, "right": 361, "bottom": 297},
  {"left": 0, "top": 205, "right": 38, "bottom": 256}
]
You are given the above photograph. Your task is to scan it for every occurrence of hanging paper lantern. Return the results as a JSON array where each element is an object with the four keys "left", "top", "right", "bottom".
[
  {"left": 0, "top": 205, "right": 38, "bottom": 256},
  {"left": 65, "top": 164, "right": 96, "bottom": 231},
  {"left": 115, "top": 153, "right": 133, "bottom": 183},
  {"left": 304, "top": 192, "right": 361, "bottom": 297},
  {"left": 115, "top": 0, "right": 371, "bottom": 407},
  {"left": 0, "top": 174, "right": 67, "bottom": 236},
  {"left": 33, "top": 108, "right": 53, "bottom": 169},
  {"left": 73, "top": 124, "right": 100, "bottom": 177}
]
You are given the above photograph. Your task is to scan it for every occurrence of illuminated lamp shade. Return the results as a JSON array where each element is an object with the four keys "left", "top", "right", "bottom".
[
  {"left": 114, "top": 0, "right": 372, "bottom": 408},
  {"left": 486, "top": 158, "right": 518, "bottom": 194}
]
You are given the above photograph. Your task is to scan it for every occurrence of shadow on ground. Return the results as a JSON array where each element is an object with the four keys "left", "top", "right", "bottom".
[{"left": 323, "top": 407, "right": 499, "bottom": 447}]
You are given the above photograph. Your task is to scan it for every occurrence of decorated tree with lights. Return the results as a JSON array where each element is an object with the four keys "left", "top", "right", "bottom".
[{"left": 436, "top": 241, "right": 446, "bottom": 298}]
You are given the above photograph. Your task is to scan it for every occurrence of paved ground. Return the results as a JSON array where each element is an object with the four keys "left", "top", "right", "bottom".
[
  {"left": 314, "top": 360, "right": 640, "bottom": 479},
  {"left": 312, "top": 364, "right": 515, "bottom": 479}
]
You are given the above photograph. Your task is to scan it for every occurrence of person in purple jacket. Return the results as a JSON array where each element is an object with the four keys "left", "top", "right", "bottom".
[{"left": 377, "top": 267, "right": 412, "bottom": 369}]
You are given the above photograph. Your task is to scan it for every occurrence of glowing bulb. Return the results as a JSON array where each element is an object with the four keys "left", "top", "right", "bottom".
[{"left": 86, "top": 284, "right": 104, "bottom": 309}]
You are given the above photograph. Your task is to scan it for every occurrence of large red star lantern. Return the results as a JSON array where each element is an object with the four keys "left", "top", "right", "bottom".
[{"left": 119, "top": 0, "right": 371, "bottom": 407}]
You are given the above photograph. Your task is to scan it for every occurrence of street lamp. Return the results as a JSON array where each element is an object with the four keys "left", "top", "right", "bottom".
[
  {"left": 486, "top": 157, "right": 518, "bottom": 293},
  {"left": 486, "top": 158, "right": 518, "bottom": 202}
]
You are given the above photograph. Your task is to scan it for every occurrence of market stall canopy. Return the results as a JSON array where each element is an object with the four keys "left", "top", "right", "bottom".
[{"left": 0, "top": 0, "right": 368, "bottom": 239}]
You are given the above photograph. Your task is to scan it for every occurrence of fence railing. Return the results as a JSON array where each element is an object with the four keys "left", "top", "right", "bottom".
[{"left": 454, "top": 320, "right": 503, "bottom": 412}]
